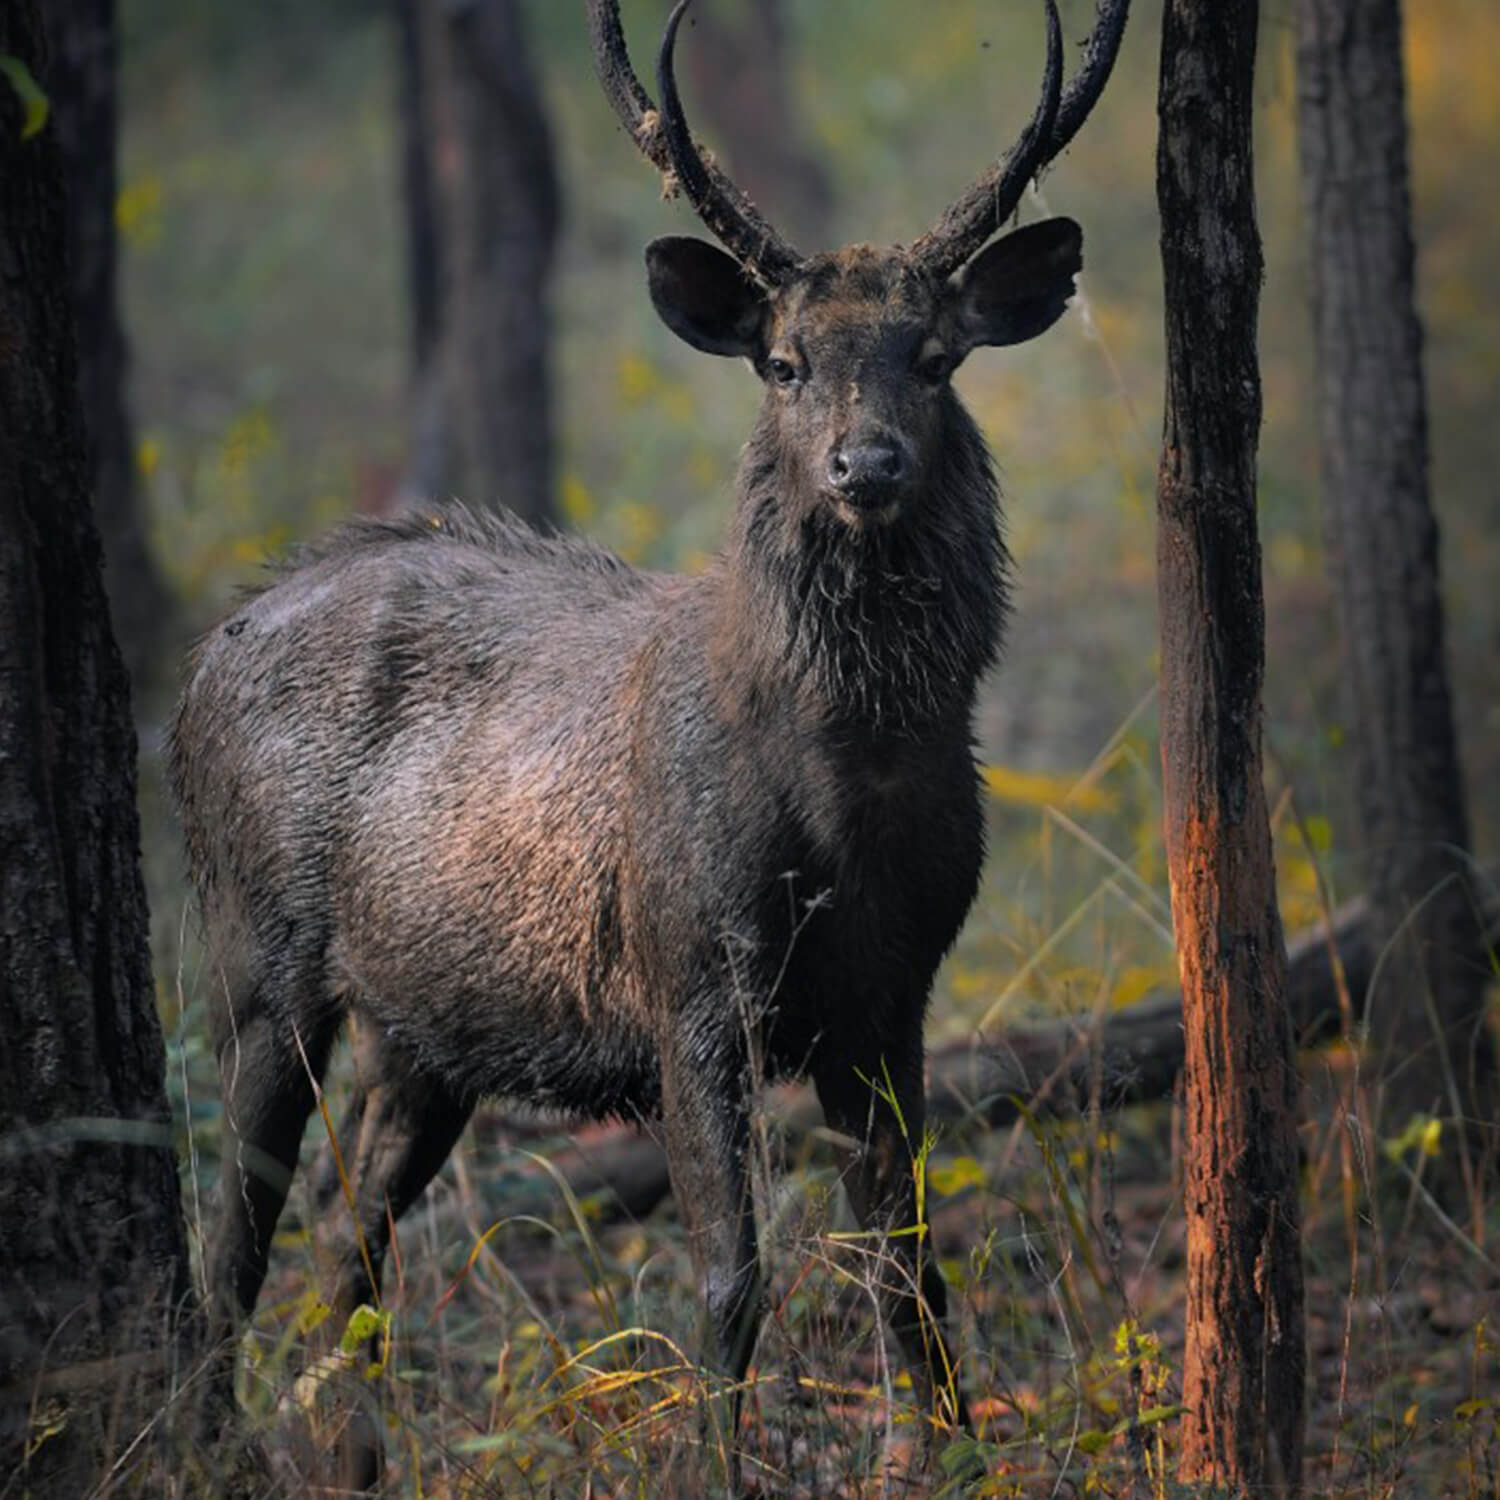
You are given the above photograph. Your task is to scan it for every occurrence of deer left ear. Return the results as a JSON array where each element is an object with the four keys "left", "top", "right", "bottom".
[
  {"left": 953, "top": 217, "right": 1083, "bottom": 351},
  {"left": 645, "top": 236, "right": 768, "bottom": 358}
]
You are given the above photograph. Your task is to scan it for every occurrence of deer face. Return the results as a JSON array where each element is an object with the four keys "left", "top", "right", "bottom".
[
  {"left": 646, "top": 222, "right": 1083, "bottom": 528},
  {"left": 590, "top": 0, "right": 1125, "bottom": 528}
]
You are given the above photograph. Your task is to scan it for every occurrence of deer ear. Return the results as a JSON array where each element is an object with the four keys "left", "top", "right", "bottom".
[
  {"left": 953, "top": 217, "right": 1083, "bottom": 351},
  {"left": 646, "top": 237, "right": 767, "bottom": 358}
]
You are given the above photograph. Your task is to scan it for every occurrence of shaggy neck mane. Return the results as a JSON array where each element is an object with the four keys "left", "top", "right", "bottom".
[{"left": 713, "top": 399, "right": 1010, "bottom": 735}]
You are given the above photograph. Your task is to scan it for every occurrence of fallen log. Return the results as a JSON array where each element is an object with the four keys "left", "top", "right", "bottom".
[
  {"left": 472, "top": 889, "right": 1402, "bottom": 1224},
  {"left": 318, "top": 876, "right": 1494, "bottom": 1228}
]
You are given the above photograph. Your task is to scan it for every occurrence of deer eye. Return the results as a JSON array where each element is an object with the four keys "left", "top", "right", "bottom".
[
  {"left": 916, "top": 349, "right": 951, "bottom": 385},
  {"left": 767, "top": 355, "right": 799, "bottom": 386}
]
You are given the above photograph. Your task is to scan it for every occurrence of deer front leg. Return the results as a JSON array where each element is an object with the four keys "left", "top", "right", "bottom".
[
  {"left": 659, "top": 1030, "right": 762, "bottom": 1451},
  {"left": 813, "top": 1039, "right": 969, "bottom": 1435}
]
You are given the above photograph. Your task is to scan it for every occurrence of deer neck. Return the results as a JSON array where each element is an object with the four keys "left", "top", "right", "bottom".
[{"left": 710, "top": 417, "right": 1009, "bottom": 738}]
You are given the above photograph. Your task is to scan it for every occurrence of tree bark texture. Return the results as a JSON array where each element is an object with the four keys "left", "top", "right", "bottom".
[
  {"left": 0, "top": 3, "right": 190, "bottom": 1486},
  {"left": 47, "top": 0, "right": 173, "bottom": 692},
  {"left": 419, "top": 0, "right": 559, "bottom": 526},
  {"left": 1156, "top": 0, "right": 1306, "bottom": 1489},
  {"left": 392, "top": 0, "right": 447, "bottom": 506},
  {"left": 1296, "top": 0, "right": 1494, "bottom": 1147}
]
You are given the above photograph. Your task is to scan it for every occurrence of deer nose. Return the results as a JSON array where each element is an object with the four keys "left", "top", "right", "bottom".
[{"left": 828, "top": 437, "right": 907, "bottom": 495}]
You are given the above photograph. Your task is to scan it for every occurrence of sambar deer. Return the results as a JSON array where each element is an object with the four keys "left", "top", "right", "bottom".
[{"left": 173, "top": 0, "right": 1127, "bottom": 1486}]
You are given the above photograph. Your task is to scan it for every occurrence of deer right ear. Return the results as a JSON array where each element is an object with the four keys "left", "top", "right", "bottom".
[
  {"left": 953, "top": 217, "right": 1083, "bottom": 351},
  {"left": 646, "top": 237, "right": 767, "bottom": 359}
]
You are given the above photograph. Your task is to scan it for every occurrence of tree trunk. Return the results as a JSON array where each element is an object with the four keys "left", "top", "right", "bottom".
[
  {"left": 47, "top": 0, "right": 173, "bottom": 694},
  {"left": 392, "top": 0, "right": 447, "bottom": 506},
  {"left": 0, "top": 4, "right": 191, "bottom": 1488},
  {"left": 418, "top": 0, "right": 559, "bottom": 526},
  {"left": 1156, "top": 0, "right": 1306, "bottom": 1489},
  {"left": 1296, "top": 0, "right": 1495, "bottom": 1161}
]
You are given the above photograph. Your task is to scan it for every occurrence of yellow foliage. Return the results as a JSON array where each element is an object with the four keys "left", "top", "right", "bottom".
[
  {"left": 116, "top": 173, "right": 165, "bottom": 249},
  {"left": 981, "top": 763, "right": 1116, "bottom": 813},
  {"left": 946, "top": 963, "right": 995, "bottom": 1001},
  {"left": 615, "top": 351, "right": 657, "bottom": 405},
  {"left": 928, "top": 1155, "right": 987, "bottom": 1196},
  {"left": 612, "top": 501, "right": 662, "bottom": 564},
  {"left": 1269, "top": 531, "right": 1311, "bottom": 580},
  {"left": 1383, "top": 1113, "right": 1443, "bottom": 1164},
  {"left": 617, "top": 351, "right": 693, "bottom": 421},
  {"left": 1111, "top": 964, "right": 1175, "bottom": 1010},
  {"left": 1276, "top": 813, "right": 1335, "bottom": 933},
  {"left": 561, "top": 473, "right": 596, "bottom": 526},
  {"left": 219, "top": 408, "right": 277, "bottom": 477},
  {"left": 230, "top": 525, "right": 288, "bottom": 566}
]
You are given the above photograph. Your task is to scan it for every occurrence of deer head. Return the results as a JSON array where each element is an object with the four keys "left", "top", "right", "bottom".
[{"left": 588, "top": 0, "right": 1128, "bottom": 532}]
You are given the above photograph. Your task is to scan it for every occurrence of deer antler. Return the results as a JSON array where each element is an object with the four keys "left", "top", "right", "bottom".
[
  {"left": 911, "top": 0, "right": 1131, "bottom": 281},
  {"left": 590, "top": 0, "right": 1128, "bottom": 288},
  {"left": 587, "top": 0, "right": 802, "bottom": 288}
]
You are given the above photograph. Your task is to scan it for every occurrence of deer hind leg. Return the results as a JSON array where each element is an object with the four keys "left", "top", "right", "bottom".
[
  {"left": 813, "top": 1043, "right": 970, "bottom": 1438},
  {"left": 201, "top": 989, "right": 335, "bottom": 1434},
  {"left": 318, "top": 1041, "right": 471, "bottom": 1493}
]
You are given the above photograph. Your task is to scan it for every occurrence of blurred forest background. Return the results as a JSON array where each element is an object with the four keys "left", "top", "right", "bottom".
[
  {"left": 89, "top": 0, "right": 1499, "bottom": 1489},
  {"left": 119, "top": 0, "right": 1498, "bottom": 1017}
]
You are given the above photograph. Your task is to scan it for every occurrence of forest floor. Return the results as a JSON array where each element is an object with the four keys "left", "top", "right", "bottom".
[
  {"left": 205, "top": 1058, "right": 1500, "bottom": 1500},
  {"left": 113, "top": 4, "right": 1500, "bottom": 1495}
]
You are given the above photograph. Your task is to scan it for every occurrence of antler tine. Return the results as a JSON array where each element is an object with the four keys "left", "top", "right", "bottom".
[
  {"left": 587, "top": 0, "right": 800, "bottom": 288},
  {"left": 1050, "top": 0, "right": 1132, "bottom": 159},
  {"left": 587, "top": 0, "right": 666, "bottom": 168},
  {"left": 912, "top": 0, "right": 1130, "bottom": 282},
  {"left": 655, "top": 0, "right": 801, "bottom": 287}
]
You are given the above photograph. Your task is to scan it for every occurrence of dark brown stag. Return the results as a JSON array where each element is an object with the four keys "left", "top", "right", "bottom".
[{"left": 173, "top": 0, "right": 1127, "bottom": 1487}]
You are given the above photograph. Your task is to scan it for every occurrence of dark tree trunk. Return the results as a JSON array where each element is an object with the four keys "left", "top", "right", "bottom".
[
  {"left": 1296, "top": 0, "right": 1495, "bottom": 1160},
  {"left": 47, "top": 0, "right": 173, "bottom": 693},
  {"left": 414, "top": 0, "right": 559, "bottom": 526},
  {"left": 0, "top": 3, "right": 190, "bottom": 1488},
  {"left": 393, "top": 0, "right": 446, "bottom": 505},
  {"left": 683, "top": 0, "right": 832, "bottom": 250},
  {"left": 396, "top": 0, "right": 441, "bottom": 379},
  {"left": 1156, "top": 0, "right": 1306, "bottom": 1489}
]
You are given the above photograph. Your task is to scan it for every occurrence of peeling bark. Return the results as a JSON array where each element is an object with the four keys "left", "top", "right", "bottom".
[{"left": 1156, "top": 0, "right": 1306, "bottom": 1488}]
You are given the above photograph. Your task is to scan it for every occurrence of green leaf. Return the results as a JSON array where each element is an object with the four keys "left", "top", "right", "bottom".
[
  {"left": 339, "top": 1303, "right": 390, "bottom": 1355},
  {"left": 0, "top": 55, "right": 49, "bottom": 140},
  {"left": 294, "top": 1292, "right": 331, "bottom": 1335},
  {"left": 938, "top": 1436, "right": 1001, "bottom": 1479}
]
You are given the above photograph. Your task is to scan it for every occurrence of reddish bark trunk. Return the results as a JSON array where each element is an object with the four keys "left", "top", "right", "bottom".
[{"left": 1156, "top": 0, "right": 1306, "bottom": 1488}]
